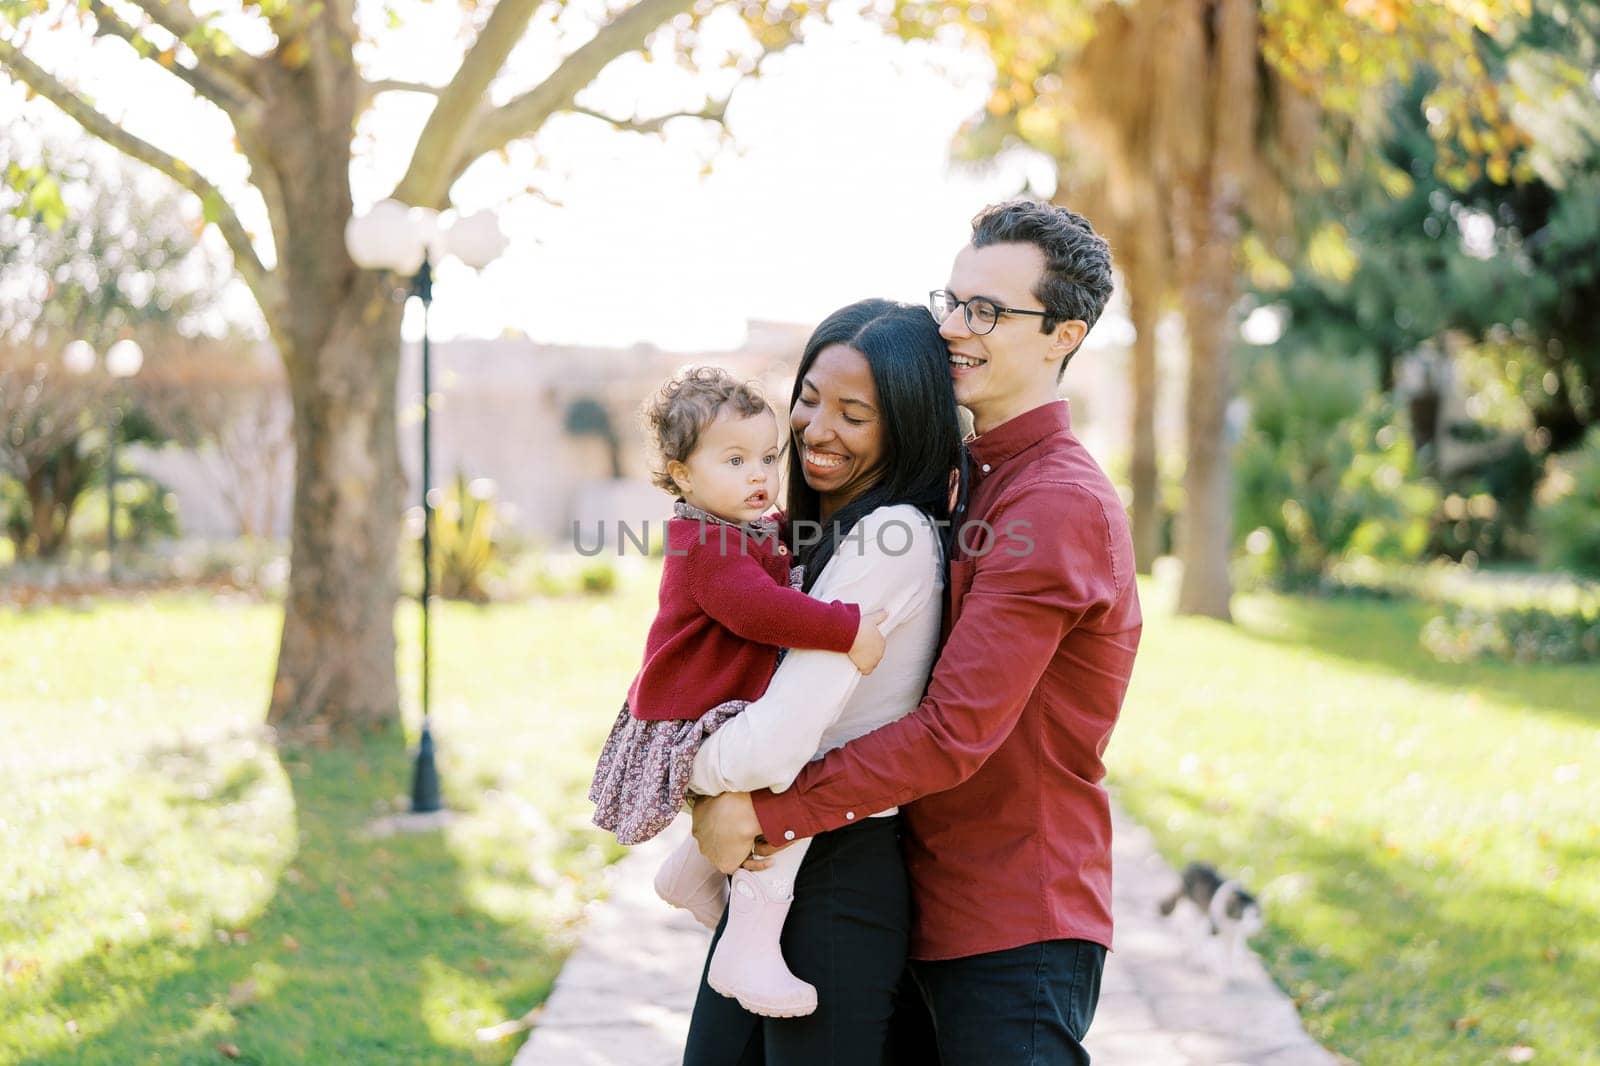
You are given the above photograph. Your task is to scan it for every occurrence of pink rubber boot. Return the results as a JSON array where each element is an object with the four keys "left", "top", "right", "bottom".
[
  {"left": 706, "top": 869, "right": 817, "bottom": 1018},
  {"left": 653, "top": 835, "right": 728, "bottom": 930}
]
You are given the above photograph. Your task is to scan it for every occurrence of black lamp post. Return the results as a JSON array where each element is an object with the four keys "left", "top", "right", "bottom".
[
  {"left": 410, "top": 254, "right": 441, "bottom": 812},
  {"left": 344, "top": 200, "right": 506, "bottom": 815}
]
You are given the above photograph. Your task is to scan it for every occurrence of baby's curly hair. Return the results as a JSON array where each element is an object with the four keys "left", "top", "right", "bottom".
[{"left": 644, "top": 366, "right": 772, "bottom": 495}]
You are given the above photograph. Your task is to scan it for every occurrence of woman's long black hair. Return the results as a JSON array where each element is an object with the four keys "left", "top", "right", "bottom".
[{"left": 784, "top": 299, "right": 963, "bottom": 591}]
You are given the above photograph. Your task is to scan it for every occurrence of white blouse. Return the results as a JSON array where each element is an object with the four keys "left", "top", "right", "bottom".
[{"left": 689, "top": 503, "right": 945, "bottom": 812}]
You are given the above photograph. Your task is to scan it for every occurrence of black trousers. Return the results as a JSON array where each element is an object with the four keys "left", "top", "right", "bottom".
[
  {"left": 682, "top": 814, "right": 910, "bottom": 1066},
  {"left": 886, "top": 938, "right": 1107, "bottom": 1066}
]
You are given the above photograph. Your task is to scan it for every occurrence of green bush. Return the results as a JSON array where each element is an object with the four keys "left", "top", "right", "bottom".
[
  {"left": 1421, "top": 602, "right": 1600, "bottom": 664},
  {"left": 431, "top": 471, "right": 498, "bottom": 603},
  {"left": 580, "top": 559, "right": 618, "bottom": 596},
  {"left": 1535, "top": 426, "right": 1600, "bottom": 578},
  {"left": 1234, "top": 350, "right": 1437, "bottom": 588},
  {"left": 1429, "top": 433, "right": 1543, "bottom": 563},
  {"left": 67, "top": 475, "right": 181, "bottom": 547}
]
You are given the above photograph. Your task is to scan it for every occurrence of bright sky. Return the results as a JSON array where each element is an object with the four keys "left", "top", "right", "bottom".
[{"left": 9, "top": 2, "right": 1075, "bottom": 352}]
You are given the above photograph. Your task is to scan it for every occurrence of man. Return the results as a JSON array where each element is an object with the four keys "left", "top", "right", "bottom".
[{"left": 694, "top": 198, "right": 1142, "bottom": 1064}]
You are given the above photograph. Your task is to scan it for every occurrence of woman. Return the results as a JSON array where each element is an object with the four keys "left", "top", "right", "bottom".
[{"left": 681, "top": 298, "right": 963, "bottom": 1065}]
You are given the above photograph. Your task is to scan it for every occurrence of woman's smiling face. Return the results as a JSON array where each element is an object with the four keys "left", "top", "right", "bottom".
[{"left": 791, "top": 343, "right": 886, "bottom": 516}]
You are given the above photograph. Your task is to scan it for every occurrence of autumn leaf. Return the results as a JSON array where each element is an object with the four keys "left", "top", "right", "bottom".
[
  {"left": 227, "top": 978, "right": 259, "bottom": 1009},
  {"left": 216, "top": 1042, "right": 241, "bottom": 1059},
  {"left": 280, "top": 933, "right": 301, "bottom": 953}
]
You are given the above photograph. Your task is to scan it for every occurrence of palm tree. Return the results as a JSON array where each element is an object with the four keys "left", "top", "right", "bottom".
[{"left": 939, "top": 0, "right": 1519, "bottom": 618}]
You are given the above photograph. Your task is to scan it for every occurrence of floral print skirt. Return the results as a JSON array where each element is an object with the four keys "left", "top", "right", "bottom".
[{"left": 588, "top": 699, "right": 747, "bottom": 845}]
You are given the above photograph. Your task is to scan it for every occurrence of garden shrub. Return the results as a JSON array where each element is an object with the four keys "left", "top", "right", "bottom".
[
  {"left": 1535, "top": 426, "right": 1600, "bottom": 579},
  {"left": 1422, "top": 602, "right": 1600, "bottom": 664},
  {"left": 1235, "top": 349, "right": 1437, "bottom": 588},
  {"left": 1429, "top": 431, "right": 1543, "bottom": 563}
]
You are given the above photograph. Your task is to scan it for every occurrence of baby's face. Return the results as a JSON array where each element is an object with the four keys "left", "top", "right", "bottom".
[{"left": 674, "top": 407, "right": 781, "bottom": 525}]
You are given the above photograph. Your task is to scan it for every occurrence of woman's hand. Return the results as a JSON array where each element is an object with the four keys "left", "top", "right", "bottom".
[
  {"left": 846, "top": 609, "right": 889, "bottom": 674},
  {"left": 738, "top": 835, "right": 793, "bottom": 872}
]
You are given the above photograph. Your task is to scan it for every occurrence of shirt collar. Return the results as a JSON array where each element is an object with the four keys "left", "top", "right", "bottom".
[
  {"left": 966, "top": 400, "right": 1073, "bottom": 470},
  {"left": 672, "top": 499, "right": 778, "bottom": 536}
]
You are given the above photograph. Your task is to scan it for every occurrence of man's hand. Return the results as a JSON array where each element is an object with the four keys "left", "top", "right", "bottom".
[{"left": 691, "top": 791, "right": 765, "bottom": 874}]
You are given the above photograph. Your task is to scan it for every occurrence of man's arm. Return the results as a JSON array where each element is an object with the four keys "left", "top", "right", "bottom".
[{"left": 750, "top": 481, "right": 1123, "bottom": 844}]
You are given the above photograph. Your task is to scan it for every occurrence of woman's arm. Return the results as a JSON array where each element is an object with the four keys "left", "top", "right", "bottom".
[{"left": 690, "top": 506, "right": 941, "bottom": 796}]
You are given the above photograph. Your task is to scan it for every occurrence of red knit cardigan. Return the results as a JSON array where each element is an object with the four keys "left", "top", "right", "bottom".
[{"left": 627, "top": 510, "right": 860, "bottom": 722}]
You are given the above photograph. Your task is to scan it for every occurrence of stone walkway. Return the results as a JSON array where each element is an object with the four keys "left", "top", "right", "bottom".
[{"left": 513, "top": 805, "right": 1339, "bottom": 1065}]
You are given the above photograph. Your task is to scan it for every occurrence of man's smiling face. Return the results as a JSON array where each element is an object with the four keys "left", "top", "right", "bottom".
[{"left": 939, "top": 241, "right": 1067, "bottom": 434}]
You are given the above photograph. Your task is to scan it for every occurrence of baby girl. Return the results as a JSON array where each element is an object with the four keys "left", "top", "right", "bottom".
[{"left": 589, "top": 365, "right": 884, "bottom": 1017}]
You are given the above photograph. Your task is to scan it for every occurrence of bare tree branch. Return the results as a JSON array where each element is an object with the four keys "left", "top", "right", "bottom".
[
  {"left": 366, "top": 78, "right": 445, "bottom": 97},
  {"left": 85, "top": 1, "right": 250, "bottom": 114},
  {"left": 455, "top": 0, "right": 697, "bottom": 171},
  {"left": 391, "top": 0, "right": 544, "bottom": 207},
  {"left": 120, "top": 0, "right": 262, "bottom": 95},
  {"left": 0, "top": 38, "right": 282, "bottom": 319},
  {"left": 568, "top": 98, "right": 729, "bottom": 135}
]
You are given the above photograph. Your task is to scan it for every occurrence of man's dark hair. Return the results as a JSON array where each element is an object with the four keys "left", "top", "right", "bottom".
[
  {"left": 784, "top": 299, "right": 962, "bottom": 590},
  {"left": 971, "top": 198, "right": 1113, "bottom": 374}
]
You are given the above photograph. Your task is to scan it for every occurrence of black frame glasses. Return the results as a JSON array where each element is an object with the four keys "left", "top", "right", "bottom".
[{"left": 929, "top": 290, "right": 1051, "bottom": 336}]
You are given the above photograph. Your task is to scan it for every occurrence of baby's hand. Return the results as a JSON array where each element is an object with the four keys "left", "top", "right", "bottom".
[{"left": 847, "top": 610, "right": 889, "bottom": 675}]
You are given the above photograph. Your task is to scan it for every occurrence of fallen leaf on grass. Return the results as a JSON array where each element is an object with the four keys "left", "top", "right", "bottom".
[
  {"left": 216, "top": 1042, "right": 241, "bottom": 1059},
  {"left": 1451, "top": 1015, "right": 1481, "bottom": 1032},
  {"left": 280, "top": 934, "right": 301, "bottom": 953},
  {"left": 1506, "top": 1047, "right": 1535, "bottom": 1063},
  {"left": 227, "top": 979, "right": 259, "bottom": 1009},
  {"left": 336, "top": 884, "right": 355, "bottom": 909}
]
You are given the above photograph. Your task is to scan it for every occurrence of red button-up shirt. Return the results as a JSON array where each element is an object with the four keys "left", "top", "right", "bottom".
[{"left": 751, "top": 401, "right": 1141, "bottom": 960}]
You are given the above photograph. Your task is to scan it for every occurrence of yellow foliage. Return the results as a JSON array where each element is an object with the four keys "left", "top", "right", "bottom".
[{"left": 1306, "top": 221, "right": 1358, "bottom": 284}]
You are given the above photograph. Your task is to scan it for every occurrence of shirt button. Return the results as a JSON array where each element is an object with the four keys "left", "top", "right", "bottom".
[
  {"left": 845, "top": 811, "right": 855, "bottom": 821},
  {"left": 981, "top": 463, "right": 992, "bottom": 473},
  {"left": 784, "top": 830, "right": 795, "bottom": 841}
]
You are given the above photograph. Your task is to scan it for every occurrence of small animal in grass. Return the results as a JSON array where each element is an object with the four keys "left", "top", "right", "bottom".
[{"left": 1158, "top": 862, "right": 1265, "bottom": 980}]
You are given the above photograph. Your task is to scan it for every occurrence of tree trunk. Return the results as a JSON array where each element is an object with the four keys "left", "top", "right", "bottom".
[
  {"left": 24, "top": 450, "right": 80, "bottom": 559},
  {"left": 1171, "top": 0, "right": 1256, "bottom": 621},
  {"left": 1174, "top": 188, "right": 1237, "bottom": 621},
  {"left": 268, "top": 279, "right": 405, "bottom": 738},
  {"left": 1126, "top": 211, "right": 1164, "bottom": 574},
  {"left": 259, "top": 61, "right": 407, "bottom": 740}
]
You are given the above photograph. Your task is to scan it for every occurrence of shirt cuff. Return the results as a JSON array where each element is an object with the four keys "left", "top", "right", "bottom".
[
  {"left": 753, "top": 785, "right": 860, "bottom": 845},
  {"left": 753, "top": 787, "right": 808, "bottom": 845}
]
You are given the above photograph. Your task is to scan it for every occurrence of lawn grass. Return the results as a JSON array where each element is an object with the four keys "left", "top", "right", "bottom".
[
  {"left": 0, "top": 570, "right": 657, "bottom": 1065},
  {"left": 4, "top": 569, "right": 1596, "bottom": 1064},
  {"left": 1110, "top": 579, "right": 1600, "bottom": 1065}
]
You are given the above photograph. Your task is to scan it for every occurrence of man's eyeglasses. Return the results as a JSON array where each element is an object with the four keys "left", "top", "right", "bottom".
[{"left": 929, "top": 290, "right": 1052, "bottom": 336}]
